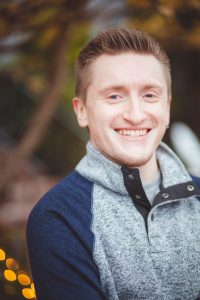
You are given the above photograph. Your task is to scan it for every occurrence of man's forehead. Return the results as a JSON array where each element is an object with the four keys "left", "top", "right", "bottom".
[
  {"left": 90, "top": 53, "right": 166, "bottom": 79},
  {"left": 91, "top": 52, "right": 160, "bottom": 67},
  {"left": 90, "top": 54, "right": 167, "bottom": 85}
]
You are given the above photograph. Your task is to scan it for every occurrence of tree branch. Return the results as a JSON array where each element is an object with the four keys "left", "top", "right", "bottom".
[{"left": 0, "top": 24, "right": 69, "bottom": 191}]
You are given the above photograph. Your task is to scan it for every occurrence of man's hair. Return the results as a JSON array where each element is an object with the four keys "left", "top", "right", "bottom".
[{"left": 75, "top": 27, "right": 171, "bottom": 101}]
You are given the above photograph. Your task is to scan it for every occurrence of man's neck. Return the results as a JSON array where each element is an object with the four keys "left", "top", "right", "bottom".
[
  {"left": 91, "top": 141, "right": 160, "bottom": 185},
  {"left": 137, "top": 154, "right": 160, "bottom": 185}
]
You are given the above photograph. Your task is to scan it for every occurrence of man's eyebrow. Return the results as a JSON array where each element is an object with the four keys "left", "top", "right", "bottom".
[
  {"left": 142, "top": 84, "right": 163, "bottom": 91},
  {"left": 98, "top": 85, "right": 126, "bottom": 95}
]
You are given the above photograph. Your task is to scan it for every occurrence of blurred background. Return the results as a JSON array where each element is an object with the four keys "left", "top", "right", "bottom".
[{"left": 0, "top": 0, "right": 200, "bottom": 299}]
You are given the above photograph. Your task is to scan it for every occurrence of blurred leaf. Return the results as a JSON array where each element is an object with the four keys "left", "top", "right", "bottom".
[
  {"left": 36, "top": 25, "right": 59, "bottom": 49},
  {"left": 186, "top": 25, "right": 200, "bottom": 48},
  {"left": 29, "top": 6, "right": 59, "bottom": 27},
  {"left": 127, "top": 0, "right": 200, "bottom": 49},
  {"left": 158, "top": 0, "right": 183, "bottom": 12},
  {"left": 0, "top": 18, "right": 9, "bottom": 36},
  {"left": 127, "top": 0, "right": 151, "bottom": 9}
]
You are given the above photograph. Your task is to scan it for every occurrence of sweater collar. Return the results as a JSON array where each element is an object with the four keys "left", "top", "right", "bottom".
[{"left": 75, "top": 141, "right": 191, "bottom": 195}]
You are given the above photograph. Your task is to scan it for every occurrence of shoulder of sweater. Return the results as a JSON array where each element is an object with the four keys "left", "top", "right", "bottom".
[{"left": 28, "top": 170, "right": 94, "bottom": 220}]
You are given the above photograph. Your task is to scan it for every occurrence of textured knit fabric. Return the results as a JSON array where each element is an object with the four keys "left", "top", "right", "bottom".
[{"left": 27, "top": 142, "right": 200, "bottom": 300}]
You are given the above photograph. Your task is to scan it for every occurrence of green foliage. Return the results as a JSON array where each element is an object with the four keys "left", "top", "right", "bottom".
[
  {"left": 0, "top": 0, "right": 91, "bottom": 103},
  {"left": 126, "top": 0, "right": 200, "bottom": 50},
  {"left": 62, "top": 22, "right": 90, "bottom": 101}
]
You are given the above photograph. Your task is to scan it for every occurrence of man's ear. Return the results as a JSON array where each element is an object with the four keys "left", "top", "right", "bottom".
[
  {"left": 73, "top": 97, "right": 88, "bottom": 127},
  {"left": 166, "top": 99, "right": 171, "bottom": 127}
]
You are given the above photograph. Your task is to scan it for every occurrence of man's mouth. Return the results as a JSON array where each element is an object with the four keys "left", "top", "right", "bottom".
[{"left": 115, "top": 129, "right": 149, "bottom": 137}]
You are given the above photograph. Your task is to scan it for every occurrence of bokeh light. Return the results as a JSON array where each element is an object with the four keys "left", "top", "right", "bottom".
[
  {"left": 6, "top": 258, "right": 19, "bottom": 270},
  {"left": 0, "top": 247, "right": 36, "bottom": 299},
  {"left": 0, "top": 248, "right": 6, "bottom": 261},
  {"left": 22, "top": 288, "right": 36, "bottom": 299},
  {"left": 31, "top": 282, "right": 35, "bottom": 293},
  {"left": 4, "top": 269, "right": 17, "bottom": 281},
  {"left": 18, "top": 273, "right": 31, "bottom": 286}
]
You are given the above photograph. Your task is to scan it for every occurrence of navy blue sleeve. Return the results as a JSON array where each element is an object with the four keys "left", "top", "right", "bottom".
[
  {"left": 191, "top": 175, "right": 200, "bottom": 188},
  {"left": 26, "top": 171, "right": 107, "bottom": 300}
]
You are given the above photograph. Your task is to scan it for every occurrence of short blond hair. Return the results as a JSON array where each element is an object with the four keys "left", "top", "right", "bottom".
[{"left": 75, "top": 27, "right": 171, "bottom": 101}]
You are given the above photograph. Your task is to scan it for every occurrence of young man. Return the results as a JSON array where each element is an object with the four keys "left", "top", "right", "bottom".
[{"left": 27, "top": 28, "right": 200, "bottom": 300}]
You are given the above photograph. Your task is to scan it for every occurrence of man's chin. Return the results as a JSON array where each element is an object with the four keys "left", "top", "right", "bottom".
[{"left": 111, "top": 155, "right": 152, "bottom": 168}]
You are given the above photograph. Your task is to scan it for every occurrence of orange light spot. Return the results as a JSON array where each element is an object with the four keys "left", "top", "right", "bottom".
[
  {"left": 18, "top": 273, "right": 31, "bottom": 286},
  {"left": 0, "top": 248, "right": 6, "bottom": 261},
  {"left": 31, "top": 283, "right": 35, "bottom": 293},
  {"left": 4, "top": 269, "right": 17, "bottom": 281},
  {"left": 6, "top": 258, "right": 19, "bottom": 270},
  {"left": 22, "top": 288, "right": 36, "bottom": 299}
]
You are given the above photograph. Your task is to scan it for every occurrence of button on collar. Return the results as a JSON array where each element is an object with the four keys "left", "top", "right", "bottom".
[
  {"left": 187, "top": 184, "right": 194, "bottom": 191},
  {"left": 161, "top": 192, "right": 169, "bottom": 199},
  {"left": 128, "top": 174, "right": 134, "bottom": 180}
]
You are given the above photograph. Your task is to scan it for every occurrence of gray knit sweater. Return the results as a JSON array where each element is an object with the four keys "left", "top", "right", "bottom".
[{"left": 75, "top": 141, "right": 200, "bottom": 300}]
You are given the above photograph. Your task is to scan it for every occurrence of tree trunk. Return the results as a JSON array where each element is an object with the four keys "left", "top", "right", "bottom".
[{"left": 0, "top": 25, "right": 69, "bottom": 191}]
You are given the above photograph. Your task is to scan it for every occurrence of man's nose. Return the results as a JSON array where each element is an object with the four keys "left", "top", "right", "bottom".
[{"left": 122, "top": 97, "right": 146, "bottom": 124}]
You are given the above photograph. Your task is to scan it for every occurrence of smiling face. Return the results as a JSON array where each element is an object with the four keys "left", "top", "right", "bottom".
[{"left": 73, "top": 53, "right": 170, "bottom": 176}]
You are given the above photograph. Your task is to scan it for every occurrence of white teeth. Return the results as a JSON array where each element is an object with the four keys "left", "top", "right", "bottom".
[{"left": 116, "top": 129, "right": 147, "bottom": 137}]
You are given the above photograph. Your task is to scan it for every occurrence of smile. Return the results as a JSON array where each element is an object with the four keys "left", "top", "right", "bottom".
[{"left": 115, "top": 129, "right": 148, "bottom": 137}]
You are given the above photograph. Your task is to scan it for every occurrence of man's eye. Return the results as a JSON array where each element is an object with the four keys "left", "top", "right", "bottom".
[
  {"left": 108, "top": 94, "right": 122, "bottom": 100},
  {"left": 103, "top": 94, "right": 125, "bottom": 104},
  {"left": 145, "top": 93, "right": 155, "bottom": 98},
  {"left": 106, "top": 94, "right": 126, "bottom": 102},
  {"left": 143, "top": 93, "right": 158, "bottom": 102}
]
